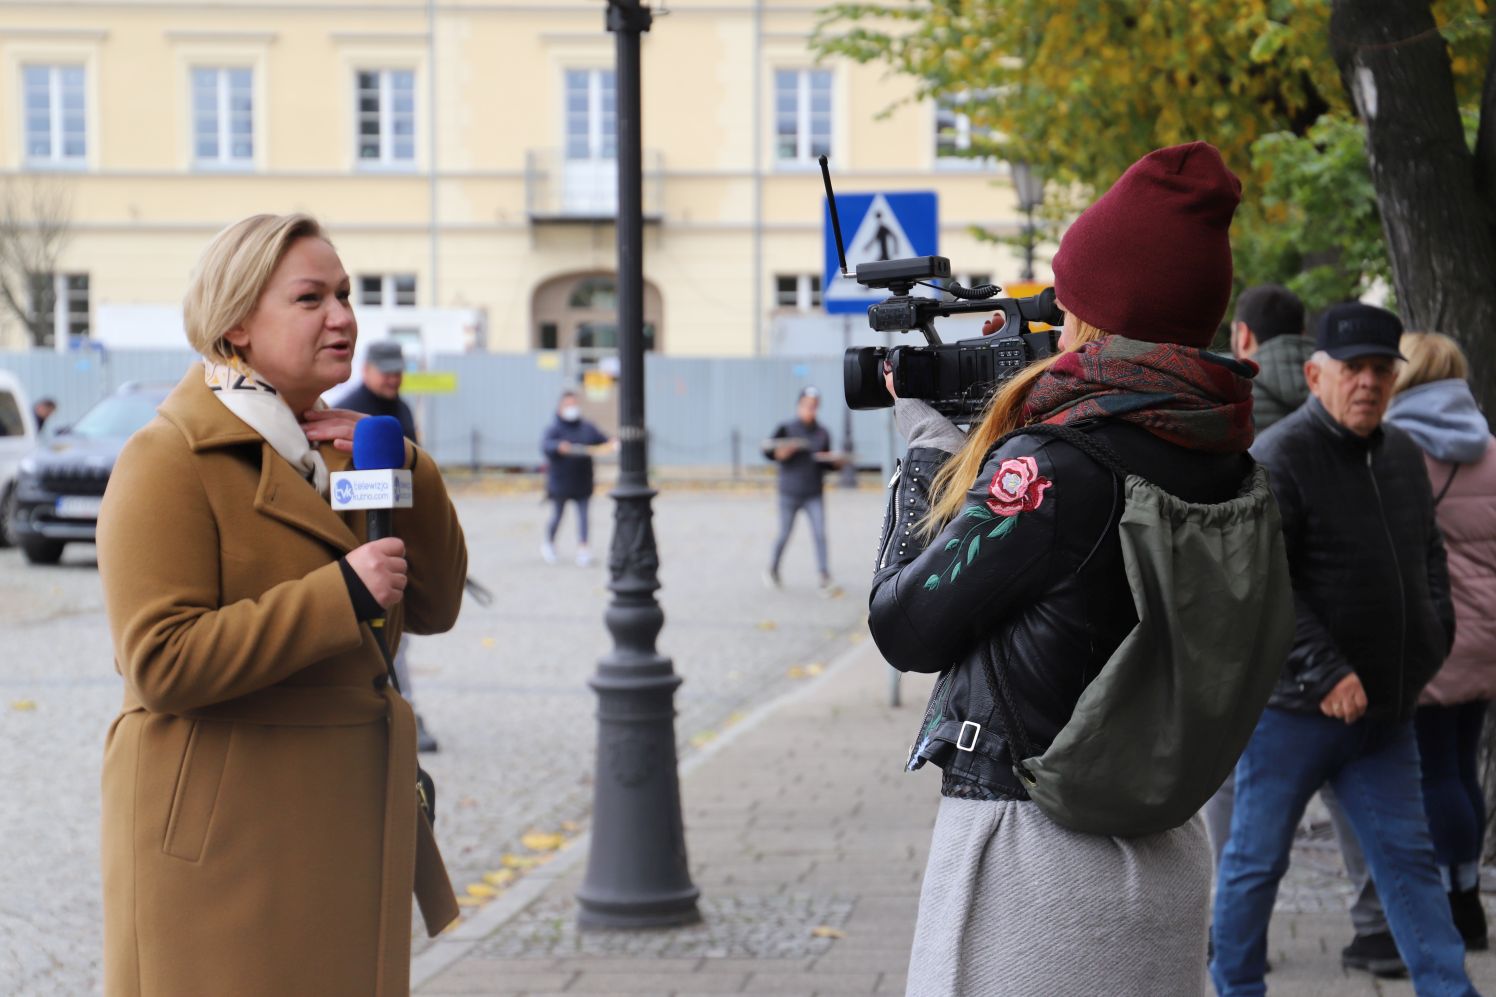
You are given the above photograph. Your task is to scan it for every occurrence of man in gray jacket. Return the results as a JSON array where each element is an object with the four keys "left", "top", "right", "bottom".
[{"left": 1231, "top": 283, "right": 1315, "bottom": 432}]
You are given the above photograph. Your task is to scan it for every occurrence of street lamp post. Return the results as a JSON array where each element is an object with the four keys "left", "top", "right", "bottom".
[
  {"left": 1011, "top": 161, "right": 1044, "bottom": 282},
  {"left": 575, "top": 0, "right": 701, "bottom": 930}
]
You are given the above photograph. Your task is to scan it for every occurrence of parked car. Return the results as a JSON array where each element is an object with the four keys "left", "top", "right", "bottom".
[
  {"left": 0, "top": 369, "right": 39, "bottom": 548},
  {"left": 11, "top": 381, "right": 171, "bottom": 564}
]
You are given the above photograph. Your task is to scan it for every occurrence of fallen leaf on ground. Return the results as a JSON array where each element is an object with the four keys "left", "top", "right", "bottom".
[
  {"left": 456, "top": 896, "right": 486, "bottom": 908},
  {"left": 483, "top": 869, "right": 516, "bottom": 888},
  {"left": 521, "top": 832, "right": 565, "bottom": 853},
  {"left": 757, "top": 620, "right": 778, "bottom": 631},
  {"left": 806, "top": 663, "right": 825, "bottom": 676},
  {"left": 560, "top": 821, "right": 580, "bottom": 833},
  {"left": 811, "top": 926, "right": 846, "bottom": 939},
  {"left": 481, "top": 637, "right": 496, "bottom": 649},
  {"left": 689, "top": 731, "right": 716, "bottom": 748},
  {"left": 501, "top": 854, "right": 540, "bottom": 870},
  {"left": 786, "top": 666, "right": 807, "bottom": 680},
  {"left": 465, "top": 883, "right": 497, "bottom": 899},
  {"left": 10, "top": 700, "right": 36, "bottom": 712}
]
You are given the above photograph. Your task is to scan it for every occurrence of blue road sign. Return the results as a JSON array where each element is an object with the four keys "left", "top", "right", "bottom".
[{"left": 823, "top": 191, "right": 939, "bottom": 315}]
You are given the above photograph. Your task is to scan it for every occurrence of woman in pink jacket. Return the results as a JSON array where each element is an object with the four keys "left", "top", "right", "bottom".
[{"left": 1387, "top": 331, "right": 1496, "bottom": 950}]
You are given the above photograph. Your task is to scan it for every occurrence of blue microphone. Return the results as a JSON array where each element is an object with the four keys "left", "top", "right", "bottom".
[{"left": 352, "top": 416, "right": 407, "bottom": 542}]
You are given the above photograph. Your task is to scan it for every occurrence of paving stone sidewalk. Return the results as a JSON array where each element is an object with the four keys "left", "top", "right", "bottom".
[{"left": 415, "top": 642, "right": 1496, "bottom": 997}]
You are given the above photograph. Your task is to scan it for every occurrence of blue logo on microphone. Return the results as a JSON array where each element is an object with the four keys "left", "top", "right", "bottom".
[{"left": 334, "top": 478, "right": 355, "bottom": 505}]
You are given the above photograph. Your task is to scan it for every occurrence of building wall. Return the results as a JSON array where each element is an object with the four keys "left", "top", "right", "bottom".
[{"left": 0, "top": 1, "right": 1042, "bottom": 354}]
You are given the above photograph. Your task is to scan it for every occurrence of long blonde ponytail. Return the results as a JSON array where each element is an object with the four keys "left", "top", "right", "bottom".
[{"left": 923, "top": 318, "right": 1109, "bottom": 534}]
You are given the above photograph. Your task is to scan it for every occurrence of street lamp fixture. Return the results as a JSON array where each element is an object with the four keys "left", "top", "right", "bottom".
[
  {"left": 575, "top": 0, "right": 701, "bottom": 931},
  {"left": 1010, "top": 161, "right": 1043, "bottom": 282}
]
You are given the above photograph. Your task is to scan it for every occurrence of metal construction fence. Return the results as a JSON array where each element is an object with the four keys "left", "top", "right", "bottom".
[{"left": 0, "top": 349, "right": 902, "bottom": 473}]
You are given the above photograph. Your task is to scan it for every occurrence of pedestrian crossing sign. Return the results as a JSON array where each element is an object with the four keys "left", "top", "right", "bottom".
[{"left": 823, "top": 191, "right": 939, "bottom": 315}]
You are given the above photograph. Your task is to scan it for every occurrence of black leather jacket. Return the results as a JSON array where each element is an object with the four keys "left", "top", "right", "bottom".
[
  {"left": 870, "top": 421, "right": 1253, "bottom": 800},
  {"left": 1251, "top": 398, "right": 1455, "bottom": 719}
]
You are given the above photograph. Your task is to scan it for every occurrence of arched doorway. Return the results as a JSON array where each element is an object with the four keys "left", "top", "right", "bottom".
[{"left": 532, "top": 271, "right": 663, "bottom": 361}]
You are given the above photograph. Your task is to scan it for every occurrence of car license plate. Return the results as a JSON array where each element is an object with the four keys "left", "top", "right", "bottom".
[{"left": 55, "top": 496, "right": 103, "bottom": 519}]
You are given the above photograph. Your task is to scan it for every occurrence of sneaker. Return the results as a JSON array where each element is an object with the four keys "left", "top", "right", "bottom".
[
  {"left": 1450, "top": 887, "right": 1490, "bottom": 951},
  {"left": 763, "top": 568, "right": 781, "bottom": 589},
  {"left": 1341, "top": 931, "right": 1407, "bottom": 979},
  {"left": 415, "top": 714, "right": 440, "bottom": 754},
  {"left": 540, "top": 541, "right": 558, "bottom": 564},
  {"left": 818, "top": 575, "right": 842, "bottom": 598},
  {"left": 576, "top": 546, "right": 593, "bottom": 567}
]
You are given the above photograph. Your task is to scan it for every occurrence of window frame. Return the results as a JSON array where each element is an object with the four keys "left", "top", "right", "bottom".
[
  {"left": 933, "top": 92, "right": 997, "bottom": 171},
  {"left": 773, "top": 68, "right": 833, "bottom": 166},
  {"left": 190, "top": 65, "right": 255, "bottom": 170},
  {"left": 355, "top": 67, "right": 417, "bottom": 170},
  {"left": 22, "top": 63, "right": 87, "bottom": 168},
  {"left": 358, "top": 273, "right": 418, "bottom": 308},
  {"left": 30, "top": 271, "right": 89, "bottom": 346},
  {"left": 773, "top": 274, "right": 822, "bottom": 312}
]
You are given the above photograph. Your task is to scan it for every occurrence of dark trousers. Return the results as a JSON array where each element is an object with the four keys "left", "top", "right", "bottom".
[
  {"left": 1417, "top": 700, "right": 1489, "bottom": 890},
  {"left": 546, "top": 496, "right": 591, "bottom": 545},
  {"left": 770, "top": 492, "right": 828, "bottom": 577}
]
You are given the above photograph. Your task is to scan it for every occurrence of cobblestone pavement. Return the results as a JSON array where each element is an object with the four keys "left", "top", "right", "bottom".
[
  {"left": 417, "top": 643, "right": 1496, "bottom": 997},
  {"left": 0, "top": 481, "right": 883, "bottom": 996}
]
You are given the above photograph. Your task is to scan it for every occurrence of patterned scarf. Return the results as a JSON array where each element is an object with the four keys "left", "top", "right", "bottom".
[
  {"left": 1024, "top": 336, "right": 1257, "bottom": 454},
  {"left": 203, "top": 356, "right": 330, "bottom": 495}
]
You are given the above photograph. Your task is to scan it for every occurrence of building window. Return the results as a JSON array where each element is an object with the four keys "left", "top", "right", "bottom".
[
  {"left": 356, "top": 69, "right": 415, "bottom": 166},
  {"left": 192, "top": 67, "right": 254, "bottom": 167},
  {"left": 23, "top": 64, "right": 86, "bottom": 166},
  {"left": 775, "top": 69, "right": 832, "bottom": 163},
  {"left": 358, "top": 274, "right": 417, "bottom": 307},
  {"left": 30, "top": 272, "right": 89, "bottom": 345},
  {"left": 775, "top": 274, "right": 822, "bottom": 311},
  {"left": 935, "top": 93, "right": 995, "bottom": 166},
  {"left": 565, "top": 69, "right": 616, "bottom": 162}
]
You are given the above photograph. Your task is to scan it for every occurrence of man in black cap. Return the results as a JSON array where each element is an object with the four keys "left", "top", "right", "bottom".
[
  {"left": 335, "top": 341, "right": 418, "bottom": 443},
  {"left": 333, "top": 341, "right": 439, "bottom": 752},
  {"left": 1211, "top": 304, "right": 1471, "bottom": 994}
]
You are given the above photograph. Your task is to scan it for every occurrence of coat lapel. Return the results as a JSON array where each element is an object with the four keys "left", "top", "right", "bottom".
[
  {"left": 254, "top": 444, "right": 359, "bottom": 554},
  {"left": 159, "top": 367, "right": 360, "bottom": 555}
]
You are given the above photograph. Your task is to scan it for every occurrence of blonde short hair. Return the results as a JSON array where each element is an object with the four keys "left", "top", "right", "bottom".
[
  {"left": 183, "top": 213, "right": 330, "bottom": 360},
  {"left": 1395, "top": 331, "right": 1469, "bottom": 395}
]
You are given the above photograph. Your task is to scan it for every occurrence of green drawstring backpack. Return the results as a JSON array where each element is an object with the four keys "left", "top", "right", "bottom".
[{"left": 984, "top": 425, "right": 1294, "bottom": 837}]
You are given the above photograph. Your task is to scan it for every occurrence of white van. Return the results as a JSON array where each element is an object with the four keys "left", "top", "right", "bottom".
[{"left": 0, "top": 369, "right": 38, "bottom": 547}]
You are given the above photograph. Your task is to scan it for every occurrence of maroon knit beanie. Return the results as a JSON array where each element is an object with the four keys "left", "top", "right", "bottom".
[{"left": 1051, "top": 142, "right": 1241, "bottom": 348}]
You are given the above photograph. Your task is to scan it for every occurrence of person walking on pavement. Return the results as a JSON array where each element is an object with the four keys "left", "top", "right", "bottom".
[
  {"left": 871, "top": 143, "right": 1281, "bottom": 996},
  {"left": 97, "top": 214, "right": 466, "bottom": 995},
  {"left": 1211, "top": 303, "right": 1475, "bottom": 996},
  {"left": 540, "top": 390, "right": 611, "bottom": 566},
  {"left": 334, "top": 340, "right": 441, "bottom": 753},
  {"left": 1205, "top": 283, "right": 1394, "bottom": 972},
  {"left": 763, "top": 386, "right": 842, "bottom": 593},
  {"left": 1388, "top": 331, "right": 1496, "bottom": 952}
]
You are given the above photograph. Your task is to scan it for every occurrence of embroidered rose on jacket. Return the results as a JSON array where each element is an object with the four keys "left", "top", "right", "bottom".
[
  {"left": 922, "top": 454, "right": 1053, "bottom": 591},
  {"left": 986, "top": 456, "right": 1052, "bottom": 516}
]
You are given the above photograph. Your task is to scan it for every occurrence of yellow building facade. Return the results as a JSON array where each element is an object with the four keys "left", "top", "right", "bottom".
[{"left": 0, "top": 0, "right": 1040, "bottom": 356}]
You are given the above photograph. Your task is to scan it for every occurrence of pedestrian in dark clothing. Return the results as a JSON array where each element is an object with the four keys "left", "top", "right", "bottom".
[
  {"left": 1230, "top": 283, "right": 1315, "bottom": 432},
  {"left": 1211, "top": 303, "right": 1474, "bottom": 996},
  {"left": 334, "top": 341, "right": 419, "bottom": 441},
  {"left": 1207, "top": 284, "right": 1389, "bottom": 964},
  {"left": 333, "top": 339, "right": 440, "bottom": 753},
  {"left": 1389, "top": 330, "right": 1496, "bottom": 951},
  {"left": 540, "top": 391, "right": 611, "bottom": 567},
  {"left": 32, "top": 397, "right": 56, "bottom": 433},
  {"left": 763, "top": 386, "right": 840, "bottom": 592}
]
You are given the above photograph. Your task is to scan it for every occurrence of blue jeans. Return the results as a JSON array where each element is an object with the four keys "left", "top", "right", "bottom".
[
  {"left": 1210, "top": 707, "right": 1474, "bottom": 997},
  {"left": 546, "top": 496, "right": 591, "bottom": 545},
  {"left": 770, "top": 493, "right": 828, "bottom": 577}
]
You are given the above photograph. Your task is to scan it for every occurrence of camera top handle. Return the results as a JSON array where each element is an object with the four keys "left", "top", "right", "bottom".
[{"left": 870, "top": 286, "right": 1064, "bottom": 343}]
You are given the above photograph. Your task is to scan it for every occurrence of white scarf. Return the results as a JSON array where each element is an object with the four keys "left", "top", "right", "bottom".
[{"left": 203, "top": 357, "right": 330, "bottom": 496}]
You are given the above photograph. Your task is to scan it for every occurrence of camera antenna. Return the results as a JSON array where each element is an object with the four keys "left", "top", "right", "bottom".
[{"left": 819, "top": 155, "right": 851, "bottom": 278}]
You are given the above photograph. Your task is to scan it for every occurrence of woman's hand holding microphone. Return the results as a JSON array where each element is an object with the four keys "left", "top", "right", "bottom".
[{"left": 347, "top": 538, "right": 408, "bottom": 608}]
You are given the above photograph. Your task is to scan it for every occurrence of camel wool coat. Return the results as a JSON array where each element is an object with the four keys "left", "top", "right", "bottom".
[{"left": 97, "top": 369, "right": 466, "bottom": 996}]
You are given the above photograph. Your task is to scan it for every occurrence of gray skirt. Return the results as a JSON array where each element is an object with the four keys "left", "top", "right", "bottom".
[{"left": 906, "top": 796, "right": 1211, "bottom": 997}]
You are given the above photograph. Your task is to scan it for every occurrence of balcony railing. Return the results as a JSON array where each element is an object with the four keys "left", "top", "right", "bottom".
[{"left": 525, "top": 148, "right": 663, "bottom": 223}]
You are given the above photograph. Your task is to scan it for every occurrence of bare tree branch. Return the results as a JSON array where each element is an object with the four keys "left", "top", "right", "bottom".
[{"left": 0, "top": 177, "right": 73, "bottom": 347}]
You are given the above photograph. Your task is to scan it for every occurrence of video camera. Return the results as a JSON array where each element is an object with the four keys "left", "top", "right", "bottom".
[{"left": 820, "top": 157, "right": 1064, "bottom": 421}]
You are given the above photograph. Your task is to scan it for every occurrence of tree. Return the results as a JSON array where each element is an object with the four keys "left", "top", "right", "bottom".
[
  {"left": 813, "top": 1, "right": 1495, "bottom": 404},
  {"left": 1329, "top": 0, "right": 1496, "bottom": 410},
  {"left": 0, "top": 178, "right": 72, "bottom": 348}
]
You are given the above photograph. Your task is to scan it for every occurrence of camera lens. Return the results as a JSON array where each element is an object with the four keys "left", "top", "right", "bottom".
[{"left": 843, "top": 347, "right": 893, "bottom": 410}]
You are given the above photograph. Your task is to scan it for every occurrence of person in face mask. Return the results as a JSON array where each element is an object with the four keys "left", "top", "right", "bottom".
[{"left": 540, "top": 390, "right": 614, "bottom": 565}]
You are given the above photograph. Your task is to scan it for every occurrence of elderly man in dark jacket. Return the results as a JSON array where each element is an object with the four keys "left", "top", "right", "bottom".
[{"left": 1211, "top": 304, "right": 1471, "bottom": 996}]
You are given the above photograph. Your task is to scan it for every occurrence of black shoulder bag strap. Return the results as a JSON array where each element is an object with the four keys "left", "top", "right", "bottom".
[
  {"left": 1434, "top": 464, "right": 1460, "bottom": 508},
  {"left": 369, "top": 623, "right": 438, "bottom": 828},
  {"left": 974, "top": 421, "right": 1130, "bottom": 787}
]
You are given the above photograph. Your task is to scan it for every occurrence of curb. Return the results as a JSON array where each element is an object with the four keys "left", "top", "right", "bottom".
[{"left": 409, "top": 630, "right": 880, "bottom": 990}]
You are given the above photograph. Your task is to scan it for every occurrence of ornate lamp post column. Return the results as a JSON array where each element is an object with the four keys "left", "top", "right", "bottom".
[{"left": 576, "top": 0, "right": 701, "bottom": 930}]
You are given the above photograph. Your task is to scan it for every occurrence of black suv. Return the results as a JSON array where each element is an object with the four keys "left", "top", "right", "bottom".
[{"left": 12, "top": 382, "right": 171, "bottom": 564}]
